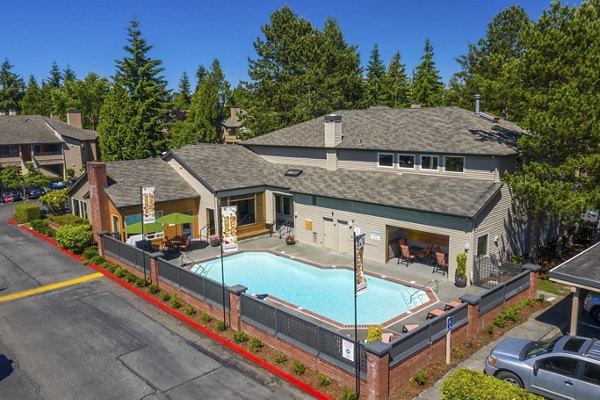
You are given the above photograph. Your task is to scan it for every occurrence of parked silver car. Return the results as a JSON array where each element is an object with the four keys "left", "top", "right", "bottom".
[
  {"left": 583, "top": 292, "right": 600, "bottom": 323},
  {"left": 485, "top": 335, "right": 600, "bottom": 400}
]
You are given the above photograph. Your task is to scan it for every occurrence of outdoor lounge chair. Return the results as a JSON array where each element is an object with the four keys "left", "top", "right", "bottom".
[
  {"left": 444, "top": 300, "right": 462, "bottom": 310},
  {"left": 415, "top": 244, "right": 433, "bottom": 265},
  {"left": 402, "top": 324, "right": 419, "bottom": 333},
  {"left": 400, "top": 244, "right": 416, "bottom": 267},
  {"left": 433, "top": 251, "right": 448, "bottom": 275},
  {"left": 426, "top": 308, "right": 445, "bottom": 319},
  {"left": 381, "top": 332, "right": 397, "bottom": 343}
]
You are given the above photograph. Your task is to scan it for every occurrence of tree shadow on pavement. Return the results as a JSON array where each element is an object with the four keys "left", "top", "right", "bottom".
[{"left": 0, "top": 355, "right": 14, "bottom": 381}]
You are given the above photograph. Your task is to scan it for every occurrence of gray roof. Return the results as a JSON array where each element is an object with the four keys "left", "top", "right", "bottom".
[
  {"left": 243, "top": 106, "right": 525, "bottom": 156},
  {"left": 549, "top": 242, "right": 600, "bottom": 290},
  {"left": 0, "top": 115, "right": 63, "bottom": 145},
  {"left": 0, "top": 115, "right": 97, "bottom": 145},
  {"left": 105, "top": 158, "right": 198, "bottom": 208},
  {"left": 44, "top": 118, "right": 98, "bottom": 141},
  {"left": 169, "top": 144, "right": 501, "bottom": 218},
  {"left": 168, "top": 144, "right": 278, "bottom": 192}
]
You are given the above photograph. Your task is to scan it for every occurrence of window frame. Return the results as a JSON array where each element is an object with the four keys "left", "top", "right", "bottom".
[
  {"left": 476, "top": 234, "right": 489, "bottom": 257},
  {"left": 420, "top": 155, "right": 439, "bottom": 171},
  {"left": 444, "top": 156, "right": 465, "bottom": 173},
  {"left": 581, "top": 362, "right": 600, "bottom": 386},
  {"left": 398, "top": 154, "right": 416, "bottom": 169},
  {"left": 377, "top": 152, "right": 395, "bottom": 168}
]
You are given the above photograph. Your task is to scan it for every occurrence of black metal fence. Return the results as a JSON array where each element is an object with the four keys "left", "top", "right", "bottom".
[
  {"left": 388, "top": 303, "right": 468, "bottom": 366},
  {"left": 473, "top": 249, "right": 522, "bottom": 289},
  {"left": 479, "top": 271, "right": 530, "bottom": 315},
  {"left": 102, "top": 235, "right": 151, "bottom": 273},
  {"left": 240, "top": 294, "right": 367, "bottom": 377}
]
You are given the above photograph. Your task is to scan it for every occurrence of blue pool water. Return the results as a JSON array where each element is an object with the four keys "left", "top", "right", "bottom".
[{"left": 189, "top": 252, "right": 430, "bottom": 326}]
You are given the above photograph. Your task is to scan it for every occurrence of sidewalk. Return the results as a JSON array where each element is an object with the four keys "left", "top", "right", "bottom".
[{"left": 416, "top": 292, "right": 570, "bottom": 400}]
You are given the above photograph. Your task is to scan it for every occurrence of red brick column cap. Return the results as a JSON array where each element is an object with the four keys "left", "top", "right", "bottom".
[
  {"left": 522, "top": 263, "right": 541, "bottom": 272},
  {"left": 230, "top": 285, "right": 248, "bottom": 295},
  {"left": 365, "top": 341, "right": 391, "bottom": 357},
  {"left": 459, "top": 293, "right": 481, "bottom": 305}
]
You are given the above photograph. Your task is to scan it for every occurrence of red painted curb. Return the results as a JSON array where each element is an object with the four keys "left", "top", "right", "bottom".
[{"left": 9, "top": 219, "right": 333, "bottom": 400}]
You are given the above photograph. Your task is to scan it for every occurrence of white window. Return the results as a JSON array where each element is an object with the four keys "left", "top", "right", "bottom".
[
  {"left": 398, "top": 154, "right": 415, "bottom": 169},
  {"left": 378, "top": 153, "right": 394, "bottom": 168},
  {"left": 477, "top": 234, "right": 489, "bottom": 257},
  {"left": 112, "top": 215, "right": 120, "bottom": 233},
  {"left": 72, "top": 199, "right": 88, "bottom": 220},
  {"left": 421, "top": 155, "right": 439, "bottom": 170},
  {"left": 445, "top": 156, "right": 465, "bottom": 173}
]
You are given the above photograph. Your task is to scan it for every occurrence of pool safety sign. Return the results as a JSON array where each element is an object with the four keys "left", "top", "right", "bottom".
[
  {"left": 221, "top": 206, "right": 239, "bottom": 253},
  {"left": 342, "top": 339, "right": 354, "bottom": 361}
]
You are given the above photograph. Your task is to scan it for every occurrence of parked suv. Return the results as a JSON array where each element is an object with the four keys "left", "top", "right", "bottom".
[
  {"left": 485, "top": 335, "right": 600, "bottom": 399},
  {"left": 583, "top": 292, "right": 600, "bottom": 323}
]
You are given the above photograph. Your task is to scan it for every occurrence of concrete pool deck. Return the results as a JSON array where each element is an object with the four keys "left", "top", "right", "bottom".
[{"left": 174, "top": 236, "right": 487, "bottom": 339}]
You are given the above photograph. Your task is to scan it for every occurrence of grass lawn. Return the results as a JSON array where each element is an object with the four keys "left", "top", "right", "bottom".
[{"left": 538, "top": 277, "right": 571, "bottom": 296}]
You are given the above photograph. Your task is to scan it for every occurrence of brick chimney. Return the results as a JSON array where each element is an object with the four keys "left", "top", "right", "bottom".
[
  {"left": 67, "top": 110, "right": 83, "bottom": 128},
  {"left": 87, "top": 162, "right": 110, "bottom": 242}
]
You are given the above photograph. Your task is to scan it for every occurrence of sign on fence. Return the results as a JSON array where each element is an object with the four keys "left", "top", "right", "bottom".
[{"left": 342, "top": 339, "right": 355, "bottom": 361}]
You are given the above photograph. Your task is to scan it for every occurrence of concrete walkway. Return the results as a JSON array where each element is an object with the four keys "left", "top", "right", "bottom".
[{"left": 416, "top": 292, "right": 570, "bottom": 399}]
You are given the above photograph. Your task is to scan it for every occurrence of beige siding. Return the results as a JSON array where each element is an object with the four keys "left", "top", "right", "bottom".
[
  {"left": 247, "top": 146, "right": 327, "bottom": 168},
  {"left": 293, "top": 194, "right": 471, "bottom": 280},
  {"left": 326, "top": 149, "right": 337, "bottom": 171},
  {"left": 461, "top": 156, "right": 497, "bottom": 180},
  {"left": 63, "top": 137, "right": 84, "bottom": 176}
]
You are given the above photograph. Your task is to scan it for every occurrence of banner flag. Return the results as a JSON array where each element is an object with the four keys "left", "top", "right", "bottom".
[
  {"left": 355, "top": 233, "right": 367, "bottom": 295},
  {"left": 141, "top": 187, "right": 156, "bottom": 223},
  {"left": 220, "top": 206, "right": 239, "bottom": 253}
]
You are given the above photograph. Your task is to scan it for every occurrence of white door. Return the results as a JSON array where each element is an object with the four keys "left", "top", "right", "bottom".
[
  {"left": 323, "top": 217, "right": 335, "bottom": 249},
  {"left": 337, "top": 220, "right": 353, "bottom": 253}
]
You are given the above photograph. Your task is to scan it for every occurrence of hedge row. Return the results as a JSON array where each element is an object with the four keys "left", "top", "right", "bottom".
[
  {"left": 15, "top": 204, "right": 41, "bottom": 223},
  {"left": 441, "top": 368, "right": 543, "bottom": 400}
]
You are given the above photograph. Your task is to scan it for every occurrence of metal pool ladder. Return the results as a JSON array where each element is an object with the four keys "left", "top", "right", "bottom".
[{"left": 408, "top": 279, "right": 439, "bottom": 304}]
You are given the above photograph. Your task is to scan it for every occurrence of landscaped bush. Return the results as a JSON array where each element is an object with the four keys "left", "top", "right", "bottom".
[
  {"left": 201, "top": 312, "right": 213, "bottom": 323},
  {"left": 54, "top": 224, "right": 93, "bottom": 253},
  {"left": 274, "top": 353, "right": 287, "bottom": 364},
  {"left": 414, "top": 370, "right": 427, "bottom": 385},
  {"left": 216, "top": 320, "right": 228, "bottom": 331},
  {"left": 162, "top": 292, "right": 172, "bottom": 301},
  {"left": 318, "top": 373, "right": 331, "bottom": 387},
  {"left": 170, "top": 294, "right": 183, "bottom": 309},
  {"left": 91, "top": 255, "right": 105, "bottom": 266},
  {"left": 441, "top": 368, "right": 543, "bottom": 400},
  {"left": 250, "top": 338, "right": 263, "bottom": 352},
  {"left": 148, "top": 285, "right": 159, "bottom": 294},
  {"left": 15, "top": 204, "right": 41, "bottom": 223},
  {"left": 39, "top": 190, "right": 69, "bottom": 216},
  {"left": 184, "top": 306, "right": 196, "bottom": 316},
  {"left": 30, "top": 219, "right": 54, "bottom": 237},
  {"left": 47, "top": 214, "right": 89, "bottom": 226},
  {"left": 82, "top": 246, "right": 100, "bottom": 263},
  {"left": 367, "top": 325, "right": 382, "bottom": 343},
  {"left": 233, "top": 331, "right": 249, "bottom": 343},
  {"left": 341, "top": 388, "right": 357, "bottom": 400},
  {"left": 291, "top": 360, "right": 306, "bottom": 375}
]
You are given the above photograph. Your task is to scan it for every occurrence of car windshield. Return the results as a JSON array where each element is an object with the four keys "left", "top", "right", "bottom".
[{"left": 524, "top": 335, "right": 562, "bottom": 359}]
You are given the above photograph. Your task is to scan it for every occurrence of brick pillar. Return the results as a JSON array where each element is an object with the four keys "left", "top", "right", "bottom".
[
  {"left": 148, "top": 252, "right": 164, "bottom": 286},
  {"left": 523, "top": 263, "right": 541, "bottom": 298},
  {"left": 228, "top": 285, "right": 248, "bottom": 331},
  {"left": 460, "top": 294, "right": 481, "bottom": 340},
  {"left": 88, "top": 162, "right": 110, "bottom": 244},
  {"left": 96, "top": 231, "right": 110, "bottom": 257},
  {"left": 365, "top": 342, "right": 390, "bottom": 400}
]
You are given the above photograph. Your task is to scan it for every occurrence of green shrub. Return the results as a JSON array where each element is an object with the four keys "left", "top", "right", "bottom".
[
  {"left": 456, "top": 252, "right": 467, "bottom": 279},
  {"left": 510, "top": 254, "right": 527, "bottom": 265},
  {"left": 318, "top": 373, "right": 331, "bottom": 387},
  {"left": 201, "top": 312, "right": 213, "bottom": 323},
  {"left": 414, "top": 370, "right": 427, "bottom": 385},
  {"left": 114, "top": 266, "right": 125, "bottom": 278},
  {"left": 15, "top": 204, "right": 41, "bottom": 223},
  {"left": 47, "top": 214, "right": 88, "bottom": 226},
  {"left": 82, "top": 246, "right": 99, "bottom": 262},
  {"left": 30, "top": 219, "right": 47, "bottom": 232},
  {"left": 341, "top": 388, "right": 357, "bottom": 400},
  {"left": 91, "top": 255, "right": 105, "bottom": 266},
  {"left": 291, "top": 360, "right": 305, "bottom": 375},
  {"left": 148, "top": 285, "right": 159, "bottom": 294},
  {"left": 274, "top": 353, "right": 288, "bottom": 364},
  {"left": 485, "top": 325, "right": 494, "bottom": 335},
  {"left": 184, "top": 306, "right": 196, "bottom": 316},
  {"left": 493, "top": 315, "right": 507, "bottom": 328},
  {"left": 39, "top": 189, "right": 69, "bottom": 216},
  {"left": 216, "top": 320, "right": 228, "bottom": 331},
  {"left": 451, "top": 347, "right": 464, "bottom": 360},
  {"left": 99, "top": 261, "right": 112, "bottom": 270},
  {"left": 171, "top": 294, "right": 183, "bottom": 309},
  {"left": 162, "top": 292, "right": 172, "bottom": 302},
  {"left": 251, "top": 338, "right": 263, "bottom": 352},
  {"left": 136, "top": 277, "right": 150, "bottom": 288},
  {"left": 233, "top": 331, "right": 249, "bottom": 343},
  {"left": 126, "top": 272, "right": 137, "bottom": 284},
  {"left": 441, "top": 368, "right": 543, "bottom": 400},
  {"left": 54, "top": 224, "right": 92, "bottom": 253},
  {"left": 367, "top": 325, "right": 382, "bottom": 343}
]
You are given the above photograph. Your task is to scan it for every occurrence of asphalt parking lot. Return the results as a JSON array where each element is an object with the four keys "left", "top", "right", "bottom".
[{"left": 0, "top": 204, "right": 309, "bottom": 400}]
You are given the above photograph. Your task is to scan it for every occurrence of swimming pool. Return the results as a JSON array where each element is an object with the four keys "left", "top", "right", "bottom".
[{"left": 188, "top": 251, "right": 433, "bottom": 326}]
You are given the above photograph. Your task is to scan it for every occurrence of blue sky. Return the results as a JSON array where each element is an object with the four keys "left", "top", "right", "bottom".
[{"left": 1, "top": 0, "right": 577, "bottom": 90}]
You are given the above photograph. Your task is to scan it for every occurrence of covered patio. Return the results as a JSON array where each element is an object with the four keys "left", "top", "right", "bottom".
[{"left": 386, "top": 225, "right": 450, "bottom": 275}]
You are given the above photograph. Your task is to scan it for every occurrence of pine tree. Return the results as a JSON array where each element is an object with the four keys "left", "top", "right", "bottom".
[
  {"left": 0, "top": 58, "right": 25, "bottom": 112},
  {"left": 365, "top": 44, "right": 386, "bottom": 106},
  {"left": 63, "top": 65, "right": 77, "bottom": 82},
  {"left": 20, "top": 76, "right": 46, "bottom": 115},
  {"left": 47, "top": 61, "right": 62, "bottom": 88},
  {"left": 173, "top": 71, "right": 192, "bottom": 110},
  {"left": 66, "top": 73, "right": 110, "bottom": 129},
  {"left": 382, "top": 51, "right": 410, "bottom": 108},
  {"left": 411, "top": 39, "right": 444, "bottom": 106},
  {"left": 195, "top": 65, "right": 207, "bottom": 92}
]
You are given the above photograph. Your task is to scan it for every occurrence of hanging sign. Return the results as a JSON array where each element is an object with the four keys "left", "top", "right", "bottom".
[
  {"left": 221, "top": 205, "right": 239, "bottom": 253},
  {"left": 355, "top": 233, "right": 367, "bottom": 295},
  {"left": 342, "top": 339, "right": 355, "bottom": 361},
  {"left": 141, "top": 187, "right": 156, "bottom": 223}
]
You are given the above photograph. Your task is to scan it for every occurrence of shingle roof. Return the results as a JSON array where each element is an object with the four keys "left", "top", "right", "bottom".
[
  {"left": 105, "top": 158, "right": 198, "bottom": 208},
  {"left": 549, "top": 242, "right": 600, "bottom": 291},
  {"left": 169, "top": 143, "right": 501, "bottom": 218},
  {"left": 243, "top": 106, "right": 525, "bottom": 156},
  {"left": 0, "top": 115, "right": 63, "bottom": 145},
  {"left": 44, "top": 118, "right": 98, "bottom": 141},
  {"left": 169, "top": 144, "right": 279, "bottom": 192}
]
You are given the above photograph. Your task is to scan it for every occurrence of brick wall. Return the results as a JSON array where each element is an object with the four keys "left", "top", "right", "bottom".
[{"left": 88, "top": 162, "right": 110, "bottom": 241}]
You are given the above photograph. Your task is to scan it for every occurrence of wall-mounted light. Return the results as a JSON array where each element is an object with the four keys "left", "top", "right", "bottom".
[
  {"left": 494, "top": 236, "right": 499, "bottom": 245},
  {"left": 464, "top": 243, "right": 470, "bottom": 252}
]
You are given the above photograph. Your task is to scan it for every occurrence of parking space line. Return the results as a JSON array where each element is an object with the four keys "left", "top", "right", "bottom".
[{"left": 0, "top": 272, "right": 104, "bottom": 302}]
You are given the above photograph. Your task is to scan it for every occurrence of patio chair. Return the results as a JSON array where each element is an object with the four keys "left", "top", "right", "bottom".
[
  {"left": 178, "top": 238, "right": 191, "bottom": 253},
  {"left": 400, "top": 244, "right": 416, "bottom": 267},
  {"left": 415, "top": 244, "right": 433, "bottom": 265},
  {"left": 433, "top": 252, "right": 448, "bottom": 276}
]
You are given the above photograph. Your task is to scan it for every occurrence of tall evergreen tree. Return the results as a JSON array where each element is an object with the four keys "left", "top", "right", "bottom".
[
  {"left": 101, "top": 19, "right": 170, "bottom": 159},
  {"left": 382, "top": 51, "right": 410, "bottom": 108},
  {"left": 411, "top": 39, "right": 444, "bottom": 106},
  {"left": 173, "top": 71, "right": 192, "bottom": 110},
  {"left": 47, "top": 61, "right": 62, "bottom": 88},
  {"left": 63, "top": 65, "right": 77, "bottom": 82},
  {"left": 0, "top": 58, "right": 25, "bottom": 112},
  {"left": 195, "top": 65, "right": 207, "bottom": 92},
  {"left": 365, "top": 44, "right": 386, "bottom": 106},
  {"left": 64, "top": 73, "right": 110, "bottom": 129},
  {"left": 20, "top": 76, "right": 46, "bottom": 115}
]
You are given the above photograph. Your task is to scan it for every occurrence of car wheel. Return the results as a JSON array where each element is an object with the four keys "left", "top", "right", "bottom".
[
  {"left": 592, "top": 308, "right": 600, "bottom": 324},
  {"left": 496, "top": 371, "right": 523, "bottom": 388}
]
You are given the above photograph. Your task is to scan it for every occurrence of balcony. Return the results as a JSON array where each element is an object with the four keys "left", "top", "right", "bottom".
[{"left": 32, "top": 151, "right": 63, "bottom": 164}]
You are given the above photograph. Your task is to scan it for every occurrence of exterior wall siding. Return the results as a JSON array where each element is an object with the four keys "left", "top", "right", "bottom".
[
  {"left": 246, "top": 145, "right": 327, "bottom": 168},
  {"left": 293, "top": 194, "right": 471, "bottom": 279}
]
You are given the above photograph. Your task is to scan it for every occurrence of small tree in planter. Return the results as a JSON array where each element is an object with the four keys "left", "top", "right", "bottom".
[
  {"left": 285, "top": 232, "right": 295, "bottom": 245},
  {"left": 455, "top": 252, "right": 468, "bottom": 287}
]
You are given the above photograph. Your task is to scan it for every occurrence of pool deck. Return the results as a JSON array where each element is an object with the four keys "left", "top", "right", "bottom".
[{"left": 174, "top": 236, "right": 486, "bottom": 340}]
